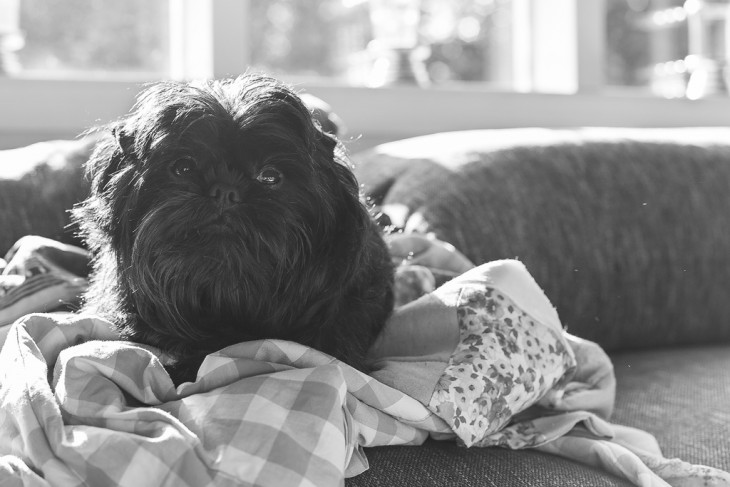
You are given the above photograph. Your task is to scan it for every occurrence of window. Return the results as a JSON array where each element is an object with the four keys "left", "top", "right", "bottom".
[
  {"left": 246, "top": 0, "right": 730, "bottom": 98},
  {"left": 3, "top": 0, "right": 729, "bottom": 96},
  {"left": 2, "top": 0, "right": 169, "bottom": 78},
  {"left": 1, "top": 0, "right": 729, "bottom": 151},
  {"left": 606, "top": 0, "right": 730, "bottom": 99},
  {"left": 246, "top": 0, "right": 515, "bottom": 88}
]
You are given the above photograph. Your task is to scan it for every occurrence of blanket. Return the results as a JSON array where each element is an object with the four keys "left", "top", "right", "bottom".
[
  {"left": 0, "top": 237, "right": 89, "bottom": 328},
  {"left": 0, "top": 238, "right": 728, "bottom": 486}
]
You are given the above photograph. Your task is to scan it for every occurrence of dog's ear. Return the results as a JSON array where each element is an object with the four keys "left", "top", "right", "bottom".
[
  {"left": 85, "top": 123, "right": 135, "bottom": 196},
  {"left": 73, "top": 121, "right": 141, "bottom": 249},
  {"left": 299, "top": 93, "right": 345, "bottom": 138},
  {"left": 313, "top": 130, "right": 339, "bottom": 163},
  {"left": 323, "top": 148, "right": 373, "bottom": 258}
]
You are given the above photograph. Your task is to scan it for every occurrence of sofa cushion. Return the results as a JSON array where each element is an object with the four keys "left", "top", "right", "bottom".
[
  {"left": 346, "top": 441, "right": 634, "bottom": 487},
  {"left": 353, "top": 128, "right": 730, "bottom": 353},
  {"left": 611, "top": 345, "right": 730, "bottom": 471}
]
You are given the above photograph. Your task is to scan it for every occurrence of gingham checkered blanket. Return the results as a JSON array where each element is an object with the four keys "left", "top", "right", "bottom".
[
  {"left": 0, "top": 313, "right": 443, "bottom": 487},
  {"left": 1, "top": 261, "right": 728, "bottom": 487}
]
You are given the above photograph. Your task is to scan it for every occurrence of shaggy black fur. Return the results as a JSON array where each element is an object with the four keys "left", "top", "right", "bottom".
[{"left": 72, "top": 74, "right": 394, "bottom": 384}]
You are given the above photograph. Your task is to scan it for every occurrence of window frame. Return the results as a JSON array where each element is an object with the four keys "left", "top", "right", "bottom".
[{"left": 1, "top": 0, "right": 729, "bottom": 151}]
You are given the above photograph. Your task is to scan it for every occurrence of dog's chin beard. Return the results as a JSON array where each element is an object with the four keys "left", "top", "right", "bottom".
[{"left": 124, "top": 199, "right": 298, "bottom": 350}]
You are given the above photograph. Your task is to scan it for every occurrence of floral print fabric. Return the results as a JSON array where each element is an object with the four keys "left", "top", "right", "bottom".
[{"left": 428, "top": 283, "right": 576, "bottom": 447}]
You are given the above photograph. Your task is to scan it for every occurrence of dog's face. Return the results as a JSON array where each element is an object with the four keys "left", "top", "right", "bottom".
[{"left": 74, "top": 75, "right": 393, "bottom": 373}]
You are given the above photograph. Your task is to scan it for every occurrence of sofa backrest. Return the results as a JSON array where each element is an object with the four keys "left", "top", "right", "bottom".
[{"left": 353, "top": 128, "right": 730, "bottom": 352}]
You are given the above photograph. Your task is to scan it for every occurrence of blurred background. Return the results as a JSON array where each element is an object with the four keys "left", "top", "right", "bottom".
[{"left": 1, "top": 0, "right": 729, "bottom": 150}]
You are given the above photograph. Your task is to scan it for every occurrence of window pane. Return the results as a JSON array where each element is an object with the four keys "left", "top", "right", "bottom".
[
  {"left": 606, "top": 0, "right": 730, "bottom": 98},
  {"left": 3, "top": 0, "right": 169, "bottom": 77},
  {"left": 247, "top": 0, "right": 515, "bottom": 88}
]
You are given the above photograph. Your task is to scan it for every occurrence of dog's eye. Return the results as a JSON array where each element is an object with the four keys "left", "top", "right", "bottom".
[
  {"left": 256, "top": 167, "right": 283, "bottom": 186},
  {"left": 171, "top": 158, "right": 197, "bottom": 177}
]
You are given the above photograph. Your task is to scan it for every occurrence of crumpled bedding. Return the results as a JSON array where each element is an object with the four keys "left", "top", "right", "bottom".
[
  {"left": 1, "top": 259, "right": 728, "bottom": 487},
  {"left": 0, "top": 236, "right": 89, "bottom": 329}
]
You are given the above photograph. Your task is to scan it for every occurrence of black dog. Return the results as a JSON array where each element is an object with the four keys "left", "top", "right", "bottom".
[{"left": 72, "top": 74, "right": 394, "bottom": 384}]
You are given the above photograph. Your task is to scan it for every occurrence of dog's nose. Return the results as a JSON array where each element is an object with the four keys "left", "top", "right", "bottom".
[{"left": 209, "top": 183, "right": 241, "bottom": 208}]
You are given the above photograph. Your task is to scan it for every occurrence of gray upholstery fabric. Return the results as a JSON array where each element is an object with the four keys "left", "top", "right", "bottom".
[
  {"left": 353, "top": 128, "right": 730, "bottom": 353},
  {"left": 612, "top": 345, "right": 730, "bottom": 471},
  {"left": 0, "top": 138, "right": 94, "bottom": 252},
  {"left": 346, "top": 442, "right": 634, "bottom": 487}
]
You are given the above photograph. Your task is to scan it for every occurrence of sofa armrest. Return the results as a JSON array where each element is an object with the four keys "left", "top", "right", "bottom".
[{"left": 0, "top": 137, "right": 95, "bottom": 252}]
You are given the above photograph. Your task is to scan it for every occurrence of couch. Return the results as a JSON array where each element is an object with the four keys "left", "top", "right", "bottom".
[{"left": 1, "top": 127, "right": 729, "bottom": 486}]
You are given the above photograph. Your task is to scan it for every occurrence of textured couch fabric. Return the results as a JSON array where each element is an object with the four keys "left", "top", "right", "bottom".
[
  {"left": 353, "top": 128, "right": 730, "bottom": 352},
  {"left": 0, "top": 138, "right": 94, "bottom": 253},
  {"left": 611, "top": 345, "right": 730, "bottom": 471},
  {"left": 348, "top": 442, "right": 635, "bottom": 487},
  {"left": 350, "top": 127, "right": 730, "bottom": 484}
]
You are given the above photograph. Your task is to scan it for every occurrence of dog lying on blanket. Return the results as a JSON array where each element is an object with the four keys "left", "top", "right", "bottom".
[
  {"left": 2, "top": 250, "right": 727, "bottom": 487},
  {"left": 3, "top": 231, "right": 730, "bottom": 485},
  {"left": 70, "top": 74, "right": 395, "bottom": 384}
]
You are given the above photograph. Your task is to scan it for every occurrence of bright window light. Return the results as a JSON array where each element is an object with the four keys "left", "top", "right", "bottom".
[
  {"left": 606, "top": 0, "right": 730, "bottom": 99},
  {"left": 246, "top": 0, "right": 516, "bottom": 89},
  {"left": 4, "top": 0, "right": 170, "bottom": 78},
  {"left": 1, "top": 0, "right": 728, "bottom": 98},
  {"left": 2, "top": 0, "right": 730, "bottom": 151}
]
